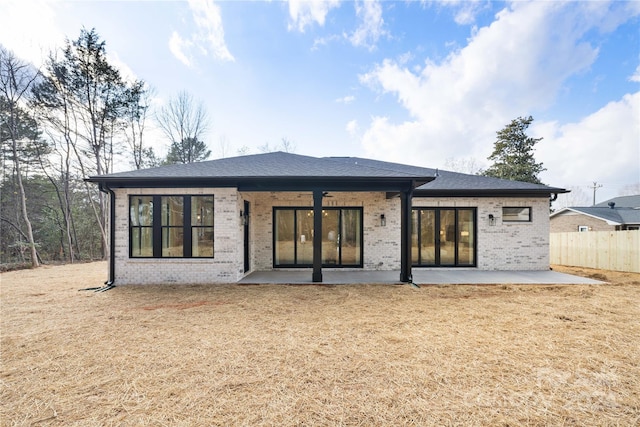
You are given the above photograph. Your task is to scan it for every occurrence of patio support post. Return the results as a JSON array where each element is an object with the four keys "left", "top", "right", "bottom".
[
  {"left": 400, "top": 186, "right": 413, "bottom": 283},
  {"left": 312, "top": 189, "right": 323, "bottom": 282}
]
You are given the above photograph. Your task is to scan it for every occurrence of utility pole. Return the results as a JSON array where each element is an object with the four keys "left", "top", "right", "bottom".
[{"left": 588, "top": 181, "right": 603, "bottom": 205}]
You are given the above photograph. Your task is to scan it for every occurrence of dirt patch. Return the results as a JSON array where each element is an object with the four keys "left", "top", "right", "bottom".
[
  {"left": 552, "top": 264, "right": 640, "bottom": 285},
  {"left": 2, "top": 262, "right": 639, "bottom": 426}
]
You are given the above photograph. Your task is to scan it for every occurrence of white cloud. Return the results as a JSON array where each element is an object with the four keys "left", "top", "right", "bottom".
[
  {"left": 451, "top": 0, "right": 483, "bottom": 25},
  {"left": 170, "top": 0, "right": 234, "bottom": 66},
  {"left": 358, "top": 1, "right": 637, "bottom": 171},
  {"left": 107, "top": 51, "right": 138, "bottom": 83},
  {"left": 336, "top": 95, "right": 355, "bottom": 104},
  {"left": 169, "top": 31, "right": 194, "bottom": 68},
  {"left": 288, "top": 0, "right": 341, "bottom": 32},
  {"left": 630, "top": 64, "right": 640, "bottom": 83},
  {"left": 0, "top": 0, "right": 64, "bottom": 67},
  {"left": 348, "top": 0, "right": 387, "bottom": 50},
  {"left": 425, "top": 0, "right": 485, "bottom": 26},
  {"left": 536, "top": 92, "right": 640, "bottom": 191},
  {"left": 188, "top": 0, "right": 234, "bottom": 61},
  {"left": 0, "top": 0, "right": 138, "bottom": 82},
  {"left": 346, "top": 119, "right": 359, "bottom": 137}
]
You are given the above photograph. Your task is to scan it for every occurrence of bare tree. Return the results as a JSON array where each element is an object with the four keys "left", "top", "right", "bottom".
[
  {"left": 156, "top": 91, "right": 211, "bottom": 163},
  {"left": 444, "top": 157, "right": 481, "bottom": 175},
  {"left": 280, "top": 138, "right": 296, "bottom": 153},
  {"left": 258, "top": 141, "right": 273, "bottom": 153},
  {"left": 218, "top": 134, "right": 231, "bottom": 158},
  {"left": 619, "top": 183, "right": 640, "bottom": 196},
  {"left": 259, "top": 138, "right": 297, "bottom": 154},
  {"left": 236, "top": 145, "right": 251, "bottom": 156},
  {"left": 0, "top": 47, "right": 41, "bottom": 267},
  {"left": 552, "top": 186, "right": 590, "bottom": 210},
  {"left": 124, "top": 81, "right": 157, "bottom": 169}
]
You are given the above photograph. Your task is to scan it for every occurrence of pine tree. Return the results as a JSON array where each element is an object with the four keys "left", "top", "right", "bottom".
[{"left": 482, "top": 116, "right": 546, "bottom": 184}]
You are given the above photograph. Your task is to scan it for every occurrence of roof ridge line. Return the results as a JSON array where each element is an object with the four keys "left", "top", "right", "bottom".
[{"left": 323, "top": 156, "right": 436, "bottom": 179}]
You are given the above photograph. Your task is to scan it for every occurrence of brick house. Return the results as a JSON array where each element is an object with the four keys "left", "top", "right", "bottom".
[
  {"left": 550, "top": 195, "right": 640, "bottom": 233},
  {"left": 87, "top": 152, "right": 567, "bottom": 285}
]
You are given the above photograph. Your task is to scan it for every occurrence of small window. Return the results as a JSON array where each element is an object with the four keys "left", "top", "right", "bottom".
[
  {"left": 502, "top": 207, "right": 531, "bottom": 222},
  {"left": 578, "top": 226, "right": 589, "bottom": 232}
]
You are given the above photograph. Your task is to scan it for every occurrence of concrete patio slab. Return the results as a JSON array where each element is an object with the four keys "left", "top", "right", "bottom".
[{"left": 238, "top": 269, "right": 604, "bottom": 285}]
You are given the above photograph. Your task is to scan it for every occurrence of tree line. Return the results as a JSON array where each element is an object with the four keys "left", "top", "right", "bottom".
[{"left": 0, "top": 29, "right": 220, "bottom": 269}]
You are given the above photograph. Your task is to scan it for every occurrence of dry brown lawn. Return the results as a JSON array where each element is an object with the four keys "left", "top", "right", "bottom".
[{"left": 1, "top": 263, "right": 639, "bottom": 426}]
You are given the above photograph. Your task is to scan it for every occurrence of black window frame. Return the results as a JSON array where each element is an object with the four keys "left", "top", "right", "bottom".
[
  {"left": 412, "top": 207, "right": 477, "bottom": 267},
  {"left": 502, "top": 207, "right": 532, "bottom": 222},
  {"left": 129, "top": 195, "right": 214, "bottom": 259},
  {"left": 272, "top": 206, "right": 364, "bottom": 268}
]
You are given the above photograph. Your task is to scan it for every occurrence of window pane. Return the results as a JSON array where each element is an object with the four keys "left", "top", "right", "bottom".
[
  {"left": 162, "top": 227, "right": 184, "bottom": 257},
  {"left": 192, "top": 227, "right": 214, "bottom": 257},
  {"left": 411, "top": 210, "right": 419, "bottom": 264},
  {"left": 503, "top": 207, "right": 531, "bottom": 222},
  {"left": 130, "top": 196, "right": 153, "bottom": 226},
  {"left": 457, "top": 209, "right": 474, "bottom": 266},
  {"left": 131, "top": 227, "right": 153, "bottom": 257},
  {"left": 322, "top": 210, "right": 340, "bottom": 265},
  {"left": 439, "top": 210, "right": 456, "bottom": 265},
  {"left": 420, "top": 210, "right": 436, "bottom": 265},
  {"left": 162, "top": 196, "right": 184, "bottom": 226},
  {"left": 192, "top": 196, "right": 214, "bottom": 226},
  {"left": 341, "top": 209, "right": 361, "bottom": 265},
  {"left": 275, "top": 209, "right": 295, "bottom": 264},
  {"left": 296, "top": 210, "right": 313, "bottom": 264}
]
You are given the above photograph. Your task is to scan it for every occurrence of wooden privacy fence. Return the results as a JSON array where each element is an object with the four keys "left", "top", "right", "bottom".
[{"left": 550, "top": 231, "right": 639, "bottom": 273}]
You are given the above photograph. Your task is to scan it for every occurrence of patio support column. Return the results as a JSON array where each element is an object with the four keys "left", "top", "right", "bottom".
[
  {"left": 400, "top": 186, "right": 413, "bottom": 283},
  {"left": 312, "top": 189, "right": 323, "bottom": 282}
]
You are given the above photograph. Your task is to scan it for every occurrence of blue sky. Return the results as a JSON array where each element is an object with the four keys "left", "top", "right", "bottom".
[{"left": 1, "top": 0, "right": 639, "bottom": 205}]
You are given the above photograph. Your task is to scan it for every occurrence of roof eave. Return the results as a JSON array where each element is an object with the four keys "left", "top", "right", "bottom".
[
  {"left": 85, "top": 175, "right": 434, "bottom": 192},
  {"left": 414, "top": 188, "right": 567, "bottom": 198}
]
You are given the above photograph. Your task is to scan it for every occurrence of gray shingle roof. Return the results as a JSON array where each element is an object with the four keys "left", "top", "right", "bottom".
[
  {"left": 326, "top": 157, "right": 566, "bottom": 195},
  {"left": 551, "top": 194, "right": 640, "bottom": 225},
  {"left": 88, "top": 151, "right": 566, "bottom": 195},
  {"left": 594, "top": 195, "right": 640, "bottom": 208},
  {"left": 90, "top": 152, "right": 430, "bottom": 180},
  {"left": 558, "top": 207, "right": 640, "bottom": 225}
]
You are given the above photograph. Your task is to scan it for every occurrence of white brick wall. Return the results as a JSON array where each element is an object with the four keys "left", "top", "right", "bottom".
[
  {"left": 412, "top": 197, "right": 550, "bottom": 270},
  {"left": 111, "top": 189, "right": 551, "bottom": 285},
  {"left": 113, "top": 187, "right": 243, "bottom": 285}
]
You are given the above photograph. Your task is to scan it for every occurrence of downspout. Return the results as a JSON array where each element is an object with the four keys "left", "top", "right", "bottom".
[{"left": 99, "top": 182, "right": 116, "bottom": 287}]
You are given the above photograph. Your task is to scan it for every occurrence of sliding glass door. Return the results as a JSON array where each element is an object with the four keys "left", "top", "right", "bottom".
[
  {"left": 412, "top": 208, "right": 476, "bottom": 267},
  {"left": 274, "top": 207, "right": 362, "bottom": 267}
]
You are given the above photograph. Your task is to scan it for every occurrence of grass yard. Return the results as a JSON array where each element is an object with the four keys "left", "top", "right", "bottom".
[{"left": 1, "top": 262, "right": 639, "bottom": 426}]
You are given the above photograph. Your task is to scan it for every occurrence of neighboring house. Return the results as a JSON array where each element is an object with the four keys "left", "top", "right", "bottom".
[
  {"left": 550, "top": 195, "right": 640, "bottom": 233},
  {"left": 87, "top": 152, "right": 567, "bottom": 285}
]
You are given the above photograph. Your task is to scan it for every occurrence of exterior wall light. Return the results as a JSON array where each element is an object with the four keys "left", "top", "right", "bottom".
[
  {"left": 380, "top": 214, "right": 386, "bottom": 227},
  {"left": 488, "top": 214, "right": 496, "bottom": 226}
]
